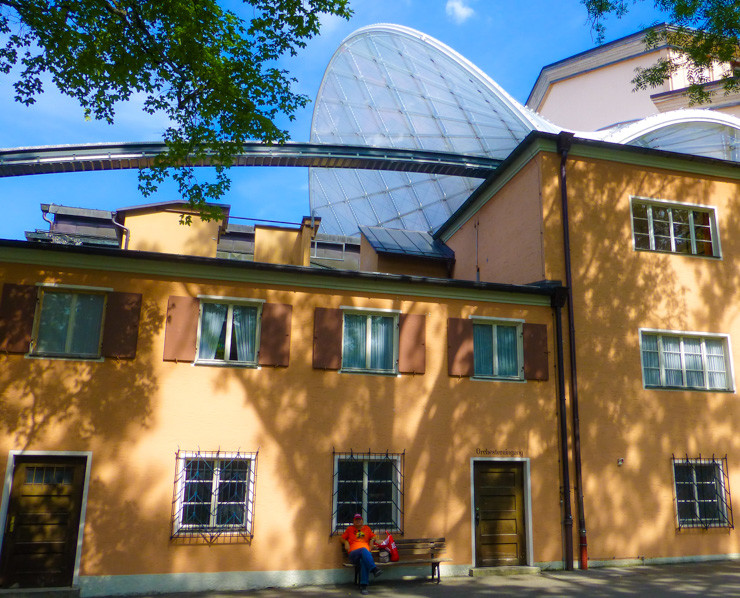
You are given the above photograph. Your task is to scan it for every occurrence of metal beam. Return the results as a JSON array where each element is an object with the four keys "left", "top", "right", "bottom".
[{"left": 0, "top": 141, "right": 500, "bottom": 179}]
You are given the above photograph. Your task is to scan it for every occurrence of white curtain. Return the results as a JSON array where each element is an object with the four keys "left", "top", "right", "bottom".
[
  {"left": 496, "top": 325, "right": 518, "bottom": 377},
  {"left": 641, "top": 334, "right": 661, "bottom": 386},
  {"left": 705, "top": 339, "right": 727, "bottom": 389},
  {"left": 473, "top": 324, "right": 493, "bottom": 376},
  {"left": 343, "top": 314, "right": 366, "bottom": 369},
  {"left": 662, "top": 336, "right": 683, "bottom": 387},
  {"left": 683, "top": 337, "right": 704, "bottom": 388},
  {"left": 232, "top": 306, "right": 257, "bottom": 362},
  {"left": 200, "top": 303, "right": 228, "bottom": 360},
  {"left": 370, "top": 316, "right": 393, "bottom": 370}
]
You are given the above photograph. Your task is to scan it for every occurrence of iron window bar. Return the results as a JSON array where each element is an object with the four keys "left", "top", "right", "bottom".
[
  {"left": 331, "top": 449, "right": 404, "bottom": 536},
  {"left": 171, "top": 449, "right": 258, "bottom": 542},
  {"left": 673, "top": 454, "right": 733, "bottom": 530}
]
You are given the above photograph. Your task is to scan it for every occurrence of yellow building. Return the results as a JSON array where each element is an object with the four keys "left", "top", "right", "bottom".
[
  {"left": 437, "top": 131, "right": 740, "bottom": 567},
  {"left": 0, "top": 201, "right": 566, "bottom": 594}
]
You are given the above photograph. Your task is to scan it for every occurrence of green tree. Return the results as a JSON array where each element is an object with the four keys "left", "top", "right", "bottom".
[
  {"left": 0, "top": 0, "right": 352, "bottom": 221},
  {"left": 584, "top": 1, "right": 739, "bottom": 105}
]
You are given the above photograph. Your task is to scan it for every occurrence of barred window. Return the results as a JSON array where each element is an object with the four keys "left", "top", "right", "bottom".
[
  {"left": 332, "top": 451, "right": 403, "bottom": 534},
  {"left": 172, "top": 450, "right": 257, "bottom": 541},
  {"left": 673, "top": 455, "right": 734, "bottom": 529}
]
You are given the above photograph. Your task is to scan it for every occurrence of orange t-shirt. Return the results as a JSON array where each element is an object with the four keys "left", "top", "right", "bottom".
[{"left": 341, "top": 525, "right": 376, "bottom": 552}]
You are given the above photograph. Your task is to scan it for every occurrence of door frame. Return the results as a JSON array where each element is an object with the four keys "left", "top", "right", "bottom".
[
  {"left": 470, "top": 457, "right": 533, "bottom": 567},
  {"left": 0, "top": 451, "right": 93, "bottom": 587}
]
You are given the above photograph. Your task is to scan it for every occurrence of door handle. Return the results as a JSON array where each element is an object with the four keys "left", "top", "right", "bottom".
[{"left": 475, "top": 509, "right": 480, "bottom": 526}]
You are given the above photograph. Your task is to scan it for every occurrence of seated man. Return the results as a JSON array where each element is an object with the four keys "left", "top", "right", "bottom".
[{"left": 341, "top": 513, "right": 383, "bottom": 594}]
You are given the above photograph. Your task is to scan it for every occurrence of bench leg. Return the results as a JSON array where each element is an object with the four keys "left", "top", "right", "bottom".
[{"left": 432, "top": 562, "right": 441, "bottom": 583}]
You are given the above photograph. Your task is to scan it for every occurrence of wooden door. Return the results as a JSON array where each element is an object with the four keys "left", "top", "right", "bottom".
[
  {"left": 0, "top": 456, "right": 87, "bottom": 588},
  {"left": 474, "top": 461, "right": 526, "bottom": 567}
]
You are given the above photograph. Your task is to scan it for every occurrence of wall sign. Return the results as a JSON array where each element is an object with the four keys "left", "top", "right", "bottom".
[{"left": 475, "top": 448, "right": 524, "bottom": 457}]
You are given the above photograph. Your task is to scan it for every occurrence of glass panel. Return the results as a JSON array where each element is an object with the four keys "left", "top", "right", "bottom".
[
  {"left": 496, "top": 325, "right": 518, "bottom": 377},
  {"left": 473, "top": 324, "right": 493, "bottom": 376},
  {"left": 683, "top": 337, "right": 704, "bottom": 388},
  {"left": 641, "top": 334, "right": 661, "bottom": 386},
  {"left": 199, "top": 303, "right": 228, "bottom": 360},
  {"left": 662, "top": 337, "right": 684, "bottom": 387},
  {"left": 342, "top": 314, "right": 367, "bottom": 369},
  {"left": 634, "top": 232, "right": 652, "bottom": 250},
  {"left": 70, "top": 294, "right": 105, "bottom": 355},
  {"left": 183, "top": 459, "right": 214, "bottom": 527},
  {"left": 216, "top": 503, "right": 245, "bottom": 525},
  {"left": 231, "top": 305, "right": 258, "bottom": 363},
  {"left": 369, "top": 316, "right": 394, "bottom": 371},
  {"left": 36, "top": 292, "right": 73, "bottom": 354},
  {"left": 672, "top": 222, "right": 692, "bottom": 254},
  {"left": 705, "top": 339, "right": 728, "bottom": 389}
]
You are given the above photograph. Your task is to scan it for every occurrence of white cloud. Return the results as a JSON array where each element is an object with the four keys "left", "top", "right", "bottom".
[{"left": 445, "top": 0, "right": 475, "bottom": 24}]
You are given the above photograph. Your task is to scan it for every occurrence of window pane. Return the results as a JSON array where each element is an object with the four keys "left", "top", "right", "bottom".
[
  {"left": 473, "top": 324, "right": 493, "bottom": 376},
  {"left": 496, "top": 326, "right": 518, "bottom": 377},
  {"left": 217, "top": 503, "right": 245, "bottom": 526},
  {"left": 231, "top": 305, "right": 258, "bottom": 362},
  {"left": 634, "top": 232, "right": 651, "bottom": 250},
  {"left": 199, "top": 303, "right": 228, "bottom": 360},
  {"left": 369, "top": 316, "right": 394, "bottom": 370},
  {"left": 683, "top": 337, "right": 704, "bottom": 388},
  {"left": 343, "top": 314, "right": 367, "bottom": 369},
  {"left": 641, "top": 334, "right": 661, "bottom": 386},
  {"left": 672, "top": 223, "right": 692, "bottom": 254},
  {"left": 705, "top": 339, "right": 727, "bottom": 389},
  {"left": 662, "top": 337, "right": 683, "bottom": 387},
  {"left": 36, "top": 292, "right": 73, "bottom": 354},
  {"left": 70, "top": 294, "right": 105, "bottom": 355}
]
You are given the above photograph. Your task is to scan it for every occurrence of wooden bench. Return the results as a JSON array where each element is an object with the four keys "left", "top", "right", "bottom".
[{"left": 343, "top": 537, "right": 450, "bottom": 584}]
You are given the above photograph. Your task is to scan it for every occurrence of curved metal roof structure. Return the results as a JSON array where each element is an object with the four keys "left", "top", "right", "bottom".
[
  {"left": 594, "top": 109, "right": 740, "bottom": 162},
  {"left": 0, "top": 141, "right": 500, "bottom": 178},
  {"left": 309, "top": 24, "right": 557, "bottom": 236}
]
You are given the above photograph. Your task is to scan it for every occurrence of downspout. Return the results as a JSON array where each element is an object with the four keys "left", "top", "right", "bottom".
[
  {"left": 557, "top": 131, "right": 588, "bottom": 570},
  {"left": 552, "top": 288, "right": 574, "bottom": 570},
  {"left": 111, "top": 211, "right": 130, "bottom": 250}
]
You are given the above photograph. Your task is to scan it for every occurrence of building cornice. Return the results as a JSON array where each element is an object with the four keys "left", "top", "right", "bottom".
[{"left": 0, "top": 240, "right": 557, "bottom": 307}]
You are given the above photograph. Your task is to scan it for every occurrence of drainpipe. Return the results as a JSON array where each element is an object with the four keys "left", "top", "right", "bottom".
[
  {"left": 552, "top": 287, "right": 574, "bottom": 570},
  {"left": 557, "top": 131, "right": 588, "bottom": 570},
  {"left": 111, "top": 212, "right": 130, "bottom": 250}
]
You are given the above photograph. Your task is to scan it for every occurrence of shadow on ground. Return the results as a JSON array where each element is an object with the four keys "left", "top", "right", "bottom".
[{"left": 122, "top": 561, "right": 740, "bottom": 598}]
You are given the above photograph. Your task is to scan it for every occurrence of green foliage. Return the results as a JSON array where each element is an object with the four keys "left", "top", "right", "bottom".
[
  {"left": 583, "top": 0, "right": 740, "bottom": 105},
  {"left": 0, "top": 0, "right": 352, "bottom": 221}
]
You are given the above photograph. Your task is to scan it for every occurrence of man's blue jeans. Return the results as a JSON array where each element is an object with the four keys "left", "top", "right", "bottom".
[{"left": 348, "top": 547, "right": 376, "bottom": 586}]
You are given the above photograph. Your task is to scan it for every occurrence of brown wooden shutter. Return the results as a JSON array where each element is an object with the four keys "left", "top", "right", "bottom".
[
  {"left": 398, "top": 313, "right": 426, "bottom": 374},
  {"left": 523, "top": 323, "right": 549, "bottom": 381},
  {"left": 163, "top": 296, "right": 199, "bottom": 362},
  {"left": 0, "top": 284, "right": 37, "bottom": 354},
  {"left": 101, "top": 292, "right": 142, "bottom": 359},
  {"left": 258, "top": 303, "right": 292, "bottom": 367},
  {"left": 447, "top": 317, "right": 474, "bottom": 377},
  {"left": 313, "top": 307, "right": 342, "bottom": 370}
]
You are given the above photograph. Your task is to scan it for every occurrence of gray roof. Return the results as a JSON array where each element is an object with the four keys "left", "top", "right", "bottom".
[{"left": 359, "top": 226, "right": 454, "bottom": 261}]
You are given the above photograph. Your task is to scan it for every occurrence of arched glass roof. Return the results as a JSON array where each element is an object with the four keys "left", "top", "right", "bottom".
[
  {"left": 310, "top": 26, "right": 740, "bottom": 237},
  {"left": 309, "top": 24, "right": 556, "bottom": 236},
  {"left": 595, "top": 109, "right": 740, "bottom": 162}
]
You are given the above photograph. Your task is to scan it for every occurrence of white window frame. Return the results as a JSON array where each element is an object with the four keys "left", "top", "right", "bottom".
[
  {"left": 332, "top": 453, "right": 403, "bottom": 534},
  {"left": 672, "top": 458, "right": 732, "bottom": 529},
  {"left": 173, "top": 451, "right": 257, "bottom": 536},
  {"left": 340, "top": 307, "right": 399, "bottom": 375},
  {"left": 630, "top": 196, "right": 721, "bottom": 258},
  {"left": 470, "top": 316, "right": 525, "bottom": 380},
  {"left": 639, "top": 329, "right": 735, "bottom": 392},
  {"left": 195, "top": 296, "right": 264, "bottom": 367},
  {"left": 30, "top": 287, "right": 107, "bottom": 360}
]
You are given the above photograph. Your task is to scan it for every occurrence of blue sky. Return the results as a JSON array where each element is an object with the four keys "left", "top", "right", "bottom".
[{"left": 0, "top": 0, "right": 668, "bottom": 240}]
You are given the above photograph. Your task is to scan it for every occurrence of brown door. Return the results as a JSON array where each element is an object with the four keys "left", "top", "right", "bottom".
[
  {"left": 0, "top": 456, "right": 87, "bottom": 588},
  {"left": 474, "top": 461, "right": 526, "bottom": 567}
]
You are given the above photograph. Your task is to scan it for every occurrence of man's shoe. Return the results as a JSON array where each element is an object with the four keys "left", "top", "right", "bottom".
[
  {"left": 360, "top": 586, "right": 369, "bottom": 595},
  {"left": 372, "top": 568, "right": 383, "bottom": 578}
]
